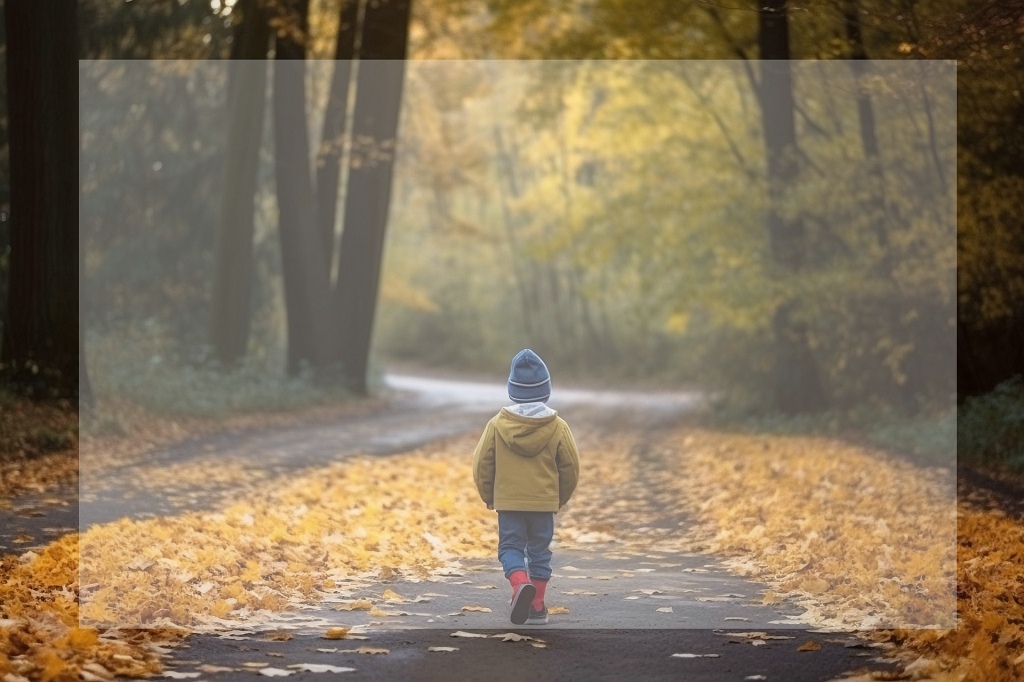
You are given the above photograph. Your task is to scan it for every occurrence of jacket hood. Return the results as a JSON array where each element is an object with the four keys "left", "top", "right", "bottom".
[{"left": 496, "top": 403, "right": 559, "bottom": 458}]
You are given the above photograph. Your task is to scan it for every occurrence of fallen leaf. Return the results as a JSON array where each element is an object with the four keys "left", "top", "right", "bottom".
[
  {"left": 257, "top": 668, "right": 296, "bottom": 677},
  {"left": 381, "top": 588, "right": 406, "bottom": 602},
  {"left": 322, "top": 627, "right": 350, "bottom": 640},
  {"left": 287, "top": 664, "right": 355, "bottom": 673},
  {"left": 262, "top": 631, "right": 294, "bottom": 641},
  {"left": 428, "top": 647, "right": 459, "bottom": 652},
  {"left": 336, "top": 600, "right": 373, "bottom": 611},
  {"left": 461, "top": 605, "right": 492, "bottom": 613},
  {"left": 656, "top": 607, "right": 674, "bottom": 613},
  {"left": 797, "top": 641, "right": 822, "bottom": 652},
  {"left": 337, "top": 647, "right": 388, "bottom": 655},
  {"left": 530, "top": 642, "right": 547, "bottom": 649},
  {"left": 450, "top": 631, "right": 489, "bottom": 638},
  {"left": 491, "top": 633, "right": 544, "bottom": 643},
  {"left": 547, "top": 606, "right": 570, "bottom": 615},
  {"left": 163, "top": 673, "right": 201, "bottom": 679},
  {"left": 198, "top": 665, "right": 236, "bottom": 673},
  {"left": 635, "top": 589, "right": 664, "bottom": 595},
  {"left": 717, "top": 632, "right": 794, "bottom": 641},
  {"left": 751, "top": 640, "right": 766, "bottom": 647}
]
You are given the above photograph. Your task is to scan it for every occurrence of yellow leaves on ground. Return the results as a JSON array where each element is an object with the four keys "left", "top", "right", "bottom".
[
  {"left": 0, "top": 535, "right": 166, "bottom": 680},
  {"left": 870, "top": 506, "right": 1024, "bottom": 682},
  {"left": 655, "top": 430, "right": 956, "bottom": 630},
  {"left": 79, "top": 445, "right": 496, "bottom": 627}
]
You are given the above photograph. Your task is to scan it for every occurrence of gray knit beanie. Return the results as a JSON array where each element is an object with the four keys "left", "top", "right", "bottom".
[{"left": 507, "top": 349, "right": 551, "bottom": 403}]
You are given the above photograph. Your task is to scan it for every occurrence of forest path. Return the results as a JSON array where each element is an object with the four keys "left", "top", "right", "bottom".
[
  {"left": 2, "top": 374, "right": 900, "bottom": 681},
  {"left": 73, "top": 373, "right": 702, "bottom": 527}
]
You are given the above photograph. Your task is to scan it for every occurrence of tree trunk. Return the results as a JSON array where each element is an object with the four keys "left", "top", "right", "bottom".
[
  {"left": 333, "top": 0, "right": 413, "bottom": 394},
  {"left": 758, "top": 0, "right": 826, "bottom": 412},
  {"left": 273, "top": 0, "right": 333, "bottom": 375},
  {"left": 80, "top": 228, "right": 93, "bottom": 409},
  {"left": 210, "top": 0, "right": 271, "bottom": 366},
  {"left": 843, "top": 0, "right": 888, "bottom": 248},
  {"left": 316, "top": 0, "right": 360, "bottom": 260},
  {"left": 2, "top": 0, "right": 79, "bottom": 398}
]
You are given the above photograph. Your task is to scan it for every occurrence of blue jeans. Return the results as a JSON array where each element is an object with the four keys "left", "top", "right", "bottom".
[{"left": 497, "top": 511, "right": 554, "bottom": 581}]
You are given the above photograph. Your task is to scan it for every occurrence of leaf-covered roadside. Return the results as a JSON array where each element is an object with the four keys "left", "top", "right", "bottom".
[
  {"left": 655, "top": 430, "right": 957, "bottom": 630},
  {"left": 0, "top": 536, "right": 169, "bottom": 681},
  {"left": 78, "top": 447, "right": 496, "bottom": 628},
  {"left": 0, "top": 397, "right": 78, "bottom": 499},
  {"left": 641, "top": 430, "right": 1020, "bottom": 682},
  {"left": 870, "top": 506, "right": 1024, "bottom": 682}
]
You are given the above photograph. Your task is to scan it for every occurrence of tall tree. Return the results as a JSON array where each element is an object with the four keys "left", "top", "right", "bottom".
[
  {"left": 210, "top": 0, "right": 272, "bottom": 366},
  {"left": 842, "top": 0, "right": 887, "bottom": 248},
  {"left": 2, "top": 0, "right": 79, "bottom": 397},
  {"left": 758, "top": 0, "right": 826, "bottom": 412},
  {"left": 333, "top": 0, "right": 413, "bottom": 393},
  {"left": 272, "top": 0, "right": 333, "bottom": 374},
  {"left": 315, "top": 0, "right": 360, "bottom": 259}
]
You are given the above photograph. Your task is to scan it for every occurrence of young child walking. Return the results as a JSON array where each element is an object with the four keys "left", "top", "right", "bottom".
[{"left": 473, "top": 349, "right": 581, "bottom": 625}]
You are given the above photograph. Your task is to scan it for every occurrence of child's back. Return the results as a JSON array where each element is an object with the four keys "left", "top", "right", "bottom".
[{"left": 472, "top": 349, "right": 580, "bottom": 625}]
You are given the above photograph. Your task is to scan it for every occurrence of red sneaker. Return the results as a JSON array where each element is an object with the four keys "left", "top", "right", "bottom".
[{"left": 508, "top": 571, "right": 536, "bottom": 625}]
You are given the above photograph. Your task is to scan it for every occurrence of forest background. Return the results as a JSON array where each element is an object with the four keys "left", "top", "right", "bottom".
[{"left": 0, "top": 0, "right": 1022, "bottom": 468}]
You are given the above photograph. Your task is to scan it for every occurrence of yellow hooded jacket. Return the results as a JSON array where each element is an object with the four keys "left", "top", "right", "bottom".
[{"left": 473, "top": 404, "right": 580, "bottom": 512}]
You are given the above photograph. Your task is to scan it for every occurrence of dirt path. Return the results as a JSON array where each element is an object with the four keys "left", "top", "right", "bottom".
[{"left": 3, "top": 374, "right": 903, "bottom": 680}]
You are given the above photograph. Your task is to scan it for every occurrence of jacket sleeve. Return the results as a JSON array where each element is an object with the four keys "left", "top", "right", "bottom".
[
  {"left": 472, "top": 419, "right": 497, "bottom": 507},
  {"left": 556, "top": 421, "right": 580, "bottom": 508}
]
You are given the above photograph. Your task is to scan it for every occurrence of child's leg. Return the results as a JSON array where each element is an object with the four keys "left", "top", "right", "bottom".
[
  {"left": 525, "top": 512, "right": 555, "bottom": 612},
  {"left": 497, "top": 512, "right": 536, "bottom": 625},
  {"left": 496, "top": 512, "right": 530, "bottom": 578},
  {"left": 524, "top": 512, "right": 554, "bottom": 580}
]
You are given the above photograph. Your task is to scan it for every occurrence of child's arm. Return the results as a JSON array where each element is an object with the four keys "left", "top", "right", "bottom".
[
  {"left": 556, "top": 423, "right": 581, "bottom": 509},
  {"left": 472, "top": 419, "right": 497, "bottom": 508}
]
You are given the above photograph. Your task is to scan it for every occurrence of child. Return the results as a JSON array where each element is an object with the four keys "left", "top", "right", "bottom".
[{"left": 472, "top": 349, "right": 580, "bottom": 625}]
